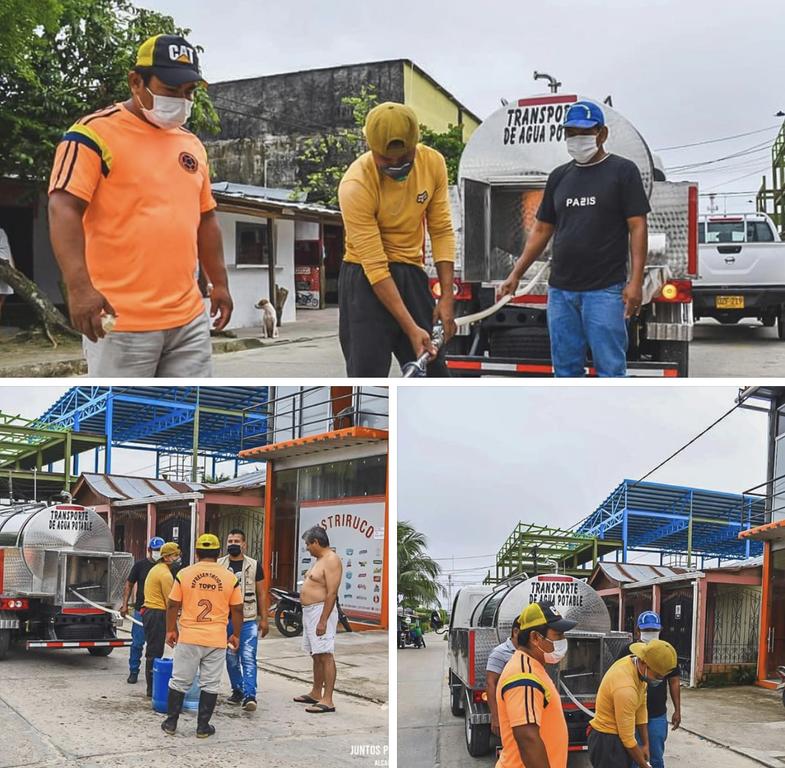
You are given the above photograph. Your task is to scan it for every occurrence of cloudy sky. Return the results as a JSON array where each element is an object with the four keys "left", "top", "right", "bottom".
[
  {"left": 144, "top": 0, "right": 784, "bottom": 211},
  {"left": 0, "top": 386, "right": 246, "bottom": 479},
  {"left": 397, "top": 385, "right": 770, "bottom": 597}
]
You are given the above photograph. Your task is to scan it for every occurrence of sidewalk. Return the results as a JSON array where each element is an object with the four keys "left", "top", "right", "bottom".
[
  {"left": 258, "top": 630, "right": 388, "bottom": 704},
  {"left": 0, "top": 308, "right": 339, "bottom": 377},
  {"left": 679, "top": 685, "right": 785, "bottom": 767}
]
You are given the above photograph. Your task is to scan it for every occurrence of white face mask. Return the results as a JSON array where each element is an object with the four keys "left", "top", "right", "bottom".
[
  {"left": 542, "top": 637, "right": 569, "bottom": 664},
  {"left": 640, "top": 631, "right": 660, "bottom": 644},
  {"left": 566, "top": 134, "right": 600, "bottom": 164},
  {"left": 151, "top": 551, "right": 162, "bottom": 561},
  {"left": 138, "top": 87, "right": 193, "bottom": 130}
]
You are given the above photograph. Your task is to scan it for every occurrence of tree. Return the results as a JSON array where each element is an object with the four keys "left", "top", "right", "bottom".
[
  {"left": 0, "top": 0, "right": 221, "bottom": 184},
  {"left": 0, "top": 0, "right": 62, "bottom": 76},
  {"left": 295, "top": 85, "right": 467, "bottom": 206},
  {"left": 398, "top": 520, "right": 444, "bottom": 609}
]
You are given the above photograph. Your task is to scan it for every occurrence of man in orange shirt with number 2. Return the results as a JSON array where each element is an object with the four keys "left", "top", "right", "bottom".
[{"left": 162, "top": 534, "right": 243, "bottom": 738}]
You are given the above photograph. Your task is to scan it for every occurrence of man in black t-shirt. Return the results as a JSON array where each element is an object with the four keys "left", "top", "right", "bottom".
[
  {"left": 120, "top": 536, "right": 164, "bottom": 684},
  {"left": 501, "top": 100, "right": 650, "bottom": 378},
  {"left": 217, "top": 528, "right": 268, "bottom": 711},
  {"left": 616, "top": 611, "right": 682, "bottom": 768}
]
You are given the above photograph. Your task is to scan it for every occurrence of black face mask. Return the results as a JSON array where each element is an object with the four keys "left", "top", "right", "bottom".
[
  {"left": 227, "top": 544, "right": 242, "bottom": 557},
  {"left": 381, "top": 160, "right": 413, "bottom": 182}
]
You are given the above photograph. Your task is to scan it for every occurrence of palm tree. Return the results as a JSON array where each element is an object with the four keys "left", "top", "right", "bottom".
[{"left": 398, "top": 520, "right": 444, "bottom": 609}]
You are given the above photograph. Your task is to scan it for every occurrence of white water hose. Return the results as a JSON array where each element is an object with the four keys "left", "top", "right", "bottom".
[
  {"left": 69, "top": 588, "right": 143, "bottom": 627},
  {"left": 558, "top": 678, "right": 596, "bottom": 718},
  {"left": 402, "top": 259, "right": 551, "bottom": 377}
]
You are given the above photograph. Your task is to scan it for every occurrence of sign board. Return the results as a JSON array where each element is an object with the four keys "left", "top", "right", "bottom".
[{"left": 298, "top": 499, "right": 385, "bottom": 622}]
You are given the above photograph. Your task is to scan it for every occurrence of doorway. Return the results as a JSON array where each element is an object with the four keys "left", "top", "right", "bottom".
[
  {"left": 764, "top": 546, "right": 785, "bottom": 679},
  {"left": 660, "top": 587, "right": 694, "bottom": 682},
  {"left": 157, "top": 515, "right": 192, "bottom": 566}
]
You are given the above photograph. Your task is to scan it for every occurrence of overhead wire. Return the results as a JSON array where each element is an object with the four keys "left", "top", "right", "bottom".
[{"left": 654, "top": 124, "right": 781, "bottom": 152}]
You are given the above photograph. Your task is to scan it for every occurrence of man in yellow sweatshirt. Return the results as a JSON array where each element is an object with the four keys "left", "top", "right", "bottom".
[
  {"left": 588, "top": 639, "right": 677, "bottom": 768},
  {"left": 338, "top": 102, "right": 457, "bottom": 377}
]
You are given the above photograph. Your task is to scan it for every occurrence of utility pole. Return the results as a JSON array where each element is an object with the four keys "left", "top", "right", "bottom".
[{"left": 447, "top": 573, "right": 453, "bottom": 609}]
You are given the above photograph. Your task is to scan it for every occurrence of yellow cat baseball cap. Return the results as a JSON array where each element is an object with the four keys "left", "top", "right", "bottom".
[
  {"left": 159, "top": 542, "right": 181, "bottom": 557},
  {"left": 135, "top": 34, "right": 205, "bottom": 86},
  {"left": 519, "top": 601, "right": 577, "bottom": 633},
  {"left": 364, "top": 103, "right": 420, "bottom": 158},
  {"left": 630, "top": 639, "right": 678, "bottom": 677}
]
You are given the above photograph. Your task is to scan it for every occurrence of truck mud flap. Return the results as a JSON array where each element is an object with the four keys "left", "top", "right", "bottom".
[
  {"left": 446, "top": 356, "right": 681, "bottom": 377},
  {"left": 25, "top": 639, "right": 131, "bottom": 650}
]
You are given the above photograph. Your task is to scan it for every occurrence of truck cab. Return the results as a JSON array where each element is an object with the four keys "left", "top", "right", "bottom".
[{"left": 693, "top": 212, "right": 785, "bottom": 336}]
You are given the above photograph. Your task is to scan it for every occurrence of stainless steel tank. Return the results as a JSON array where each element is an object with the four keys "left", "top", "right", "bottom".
[{"left": 0, "top": 503, "right": 131, "bottom": 606}]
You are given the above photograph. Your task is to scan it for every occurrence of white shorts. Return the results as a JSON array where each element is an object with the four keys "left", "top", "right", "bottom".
[{"left": 301, "top": 602, "right": 338, "bottom": 656}]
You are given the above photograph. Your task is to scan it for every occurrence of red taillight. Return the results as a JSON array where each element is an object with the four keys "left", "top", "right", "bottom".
[
  {"left": 0, "top": 598, "right": 28, "bottom": 610},
  {"left": 430, "top": 278, "right": 472, "bottom": 301},
  {"left": 654, "top": 279, "right": 692, "bottom": 303},
  {"left": 472, "top": 689, "right": 488, "bottom": 704},
  {"left": 688, "top": 185, "right": 699, "bottom": 275}
]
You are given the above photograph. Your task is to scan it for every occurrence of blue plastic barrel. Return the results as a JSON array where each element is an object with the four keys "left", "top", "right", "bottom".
[{"left": 152, "top": 658, "right": 200, "bottom": 713}]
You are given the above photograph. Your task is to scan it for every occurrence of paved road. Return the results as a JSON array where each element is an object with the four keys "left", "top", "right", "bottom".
[
  {"left": 690, "top": 319, "right": 785, "bottom": 377},
  {"left": 212, "top": 318, "right": 781, "bottom": 379},
  {"left": 397, "top": 639, "right": 763, "bottom": 768},
  {"left": 0, "top": 644, "right": 387, "bottom": 768}
]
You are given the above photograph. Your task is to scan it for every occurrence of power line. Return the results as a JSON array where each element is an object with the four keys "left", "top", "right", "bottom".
[
  {"left": 654, "top": 124, "right": 780, "bottom": 152},
  {"left": 632, "top": 402, "right": 744, "bottom": 486},
  {"left": 702, "top": 166, "right": 770, "bottom": 192},
  {"left": 667, "top": 140, "right": 772, "bottom": 172}
]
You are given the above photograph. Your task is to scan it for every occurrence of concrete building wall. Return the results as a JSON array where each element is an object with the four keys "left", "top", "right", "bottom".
[
  {"left": 403, "top": 62, "right": 480, "bottom": 140},
  {"left": 217, "top": 209, "right": 297, "bottom": 328}
]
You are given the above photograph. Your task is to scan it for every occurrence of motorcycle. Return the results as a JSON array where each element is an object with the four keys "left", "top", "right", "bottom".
[
  {"left": 398, "top": 616, "right": 425, "bottom": 649},
  {"left": 269, "top": 587, "right": 352, "bottom": 637},
  {"left": 430, "top": 610, "right": 448, "bottom": 635},
  {"left": 777, "top": 665, "right": 785, "bottom": 708}
]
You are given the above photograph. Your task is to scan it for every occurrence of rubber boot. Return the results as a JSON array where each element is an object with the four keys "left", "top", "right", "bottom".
[
  {"left": 196, "top": 691, "right": 219, "bottom": 738},
  {"left": 161, "top": 688, "right": 186, "bottom": 735},
  {"left": 145, "top": 658, "right": 154, "bottom": 698}
]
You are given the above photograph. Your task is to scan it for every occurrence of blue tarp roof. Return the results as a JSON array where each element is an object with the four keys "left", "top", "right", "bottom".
[
  {"left": 36, "top": 387, "right": 269, "bottom": 461},
  {"left": 575, "top": 479, "right": 765, "bottom": 560}
]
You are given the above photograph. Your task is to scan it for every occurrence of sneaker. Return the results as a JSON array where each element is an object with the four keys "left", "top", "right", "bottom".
[
  {"left": 127, "top": 671, "right": 138, "bottom": 684},
  {"left": 227, "top": 689, "right": 244, "bottom": 705},
  {"left": 242, "top": 696, "right": 257, "bottom": 712}
]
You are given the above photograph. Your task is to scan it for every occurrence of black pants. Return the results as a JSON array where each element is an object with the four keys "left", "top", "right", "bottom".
[
  {"left": 587, "top": 728, "right": 633, "bottom": 768},
  {"left": 338, "top": 261, "right": 449, "bottom": 378},
  {"left": 142, "top": 608, "right": 166, "bottom": 661}
]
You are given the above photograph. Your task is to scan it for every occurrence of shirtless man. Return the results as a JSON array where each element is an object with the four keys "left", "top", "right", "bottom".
[{"left": 293, "top": 525, "right": 343, "bottom": 714}]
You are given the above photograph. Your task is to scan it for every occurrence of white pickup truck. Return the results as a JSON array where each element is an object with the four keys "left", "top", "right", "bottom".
[{"left": 693, "top": 212, "right": 785, "bottom": 338}]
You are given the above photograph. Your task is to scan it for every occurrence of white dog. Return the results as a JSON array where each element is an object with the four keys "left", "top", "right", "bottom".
[{"left": 255, "top": 298, "right": 279, "bottom": 338}]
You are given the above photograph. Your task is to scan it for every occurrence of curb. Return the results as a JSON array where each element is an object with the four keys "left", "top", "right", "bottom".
[
  {"left": 257, "top": 661, "right": 387, "bottom": 706},
  {"left": 680, "top": 726, "right": 781, "bottom": 768},
  {"left": 0, "top": 332, "right": 339, "bottom": 378}
]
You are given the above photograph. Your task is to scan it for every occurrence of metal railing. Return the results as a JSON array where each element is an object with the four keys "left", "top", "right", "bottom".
[{"left": 240, "top": 386, "right": 388, "bottom": 449}]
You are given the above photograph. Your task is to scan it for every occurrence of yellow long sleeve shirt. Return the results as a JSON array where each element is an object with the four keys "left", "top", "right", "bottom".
[
  {"left": 338, "top": 144, "right": 456, "bottom": 285},
  {"left": 142, "top": 561, "right": 174, "bottom": 611},
  {"left": 589, "top": 656, "right": 648, "bottom": 748}
]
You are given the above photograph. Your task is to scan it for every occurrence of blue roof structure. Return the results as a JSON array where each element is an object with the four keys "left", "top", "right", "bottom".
[
  {"left": 575, "top": 479, "right": 765, "bottom": 561},
  {"left": 35, "top": 387, "right": 270, "bottom": 473}
]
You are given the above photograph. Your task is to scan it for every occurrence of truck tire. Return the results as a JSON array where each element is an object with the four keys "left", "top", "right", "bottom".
[
  {"left": 656, "top": 341, "right": 689, "bottom": 377},
  {"left": 87, "top": 646, "right": 113, "bottom": 657},
  {"left": 464, "top": 698, "right": 492, "bottom": 757},
  {"left": 449, "top": 672, "right": 465, "bottom": 717},
  {"left": 0, "top": 629, "right": 10, "bottom": 661}
]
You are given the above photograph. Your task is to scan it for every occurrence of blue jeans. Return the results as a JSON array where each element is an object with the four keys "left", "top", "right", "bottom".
[
  {"left": 547, "top": 282, "right": 628, "bottom": 377},
  {"left": 227, "top": 620, "right": 259, "bottom": 698},
  {"left": 129, "top": 609, "right": 145, "bottom": 673},
  {"left": 636, "top": 713, "right": 668, "bottom": 768}
]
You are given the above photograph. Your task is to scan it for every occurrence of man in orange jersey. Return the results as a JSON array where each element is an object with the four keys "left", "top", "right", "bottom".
[
  {"left": 48, "top": 34, "right": 232, "bottom": 377},
  {"left": 496, "top": 601, "right": 576, "bottom": 768},
  {"left": 161, "top": 533, "right": 243, "bottom": 738},
  {"left": 338, "top": 102, "right": 457, "bottom": 377}
]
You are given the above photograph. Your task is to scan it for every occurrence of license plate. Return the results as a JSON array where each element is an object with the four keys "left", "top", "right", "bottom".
[{"left": 715, "top": 296, "right": 744, "bottom": 309}]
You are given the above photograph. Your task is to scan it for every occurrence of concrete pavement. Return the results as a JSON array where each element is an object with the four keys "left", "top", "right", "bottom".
[
  {"left": 398, "top": 638, "right": 769, "bottom": 768},
  {"left": 1, "top": 629, "right": 388, "bottom": 768}
]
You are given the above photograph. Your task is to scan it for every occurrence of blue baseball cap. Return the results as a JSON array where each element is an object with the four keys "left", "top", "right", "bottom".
[
  {"left": 563, "top": 101, "right": 605, "bottom": 129},
  {"left": 637, "top": 611, "right": 662, "bottom": 630},
  {"left": 148, "top": 536, "right": 165, "bottom": 550}
]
